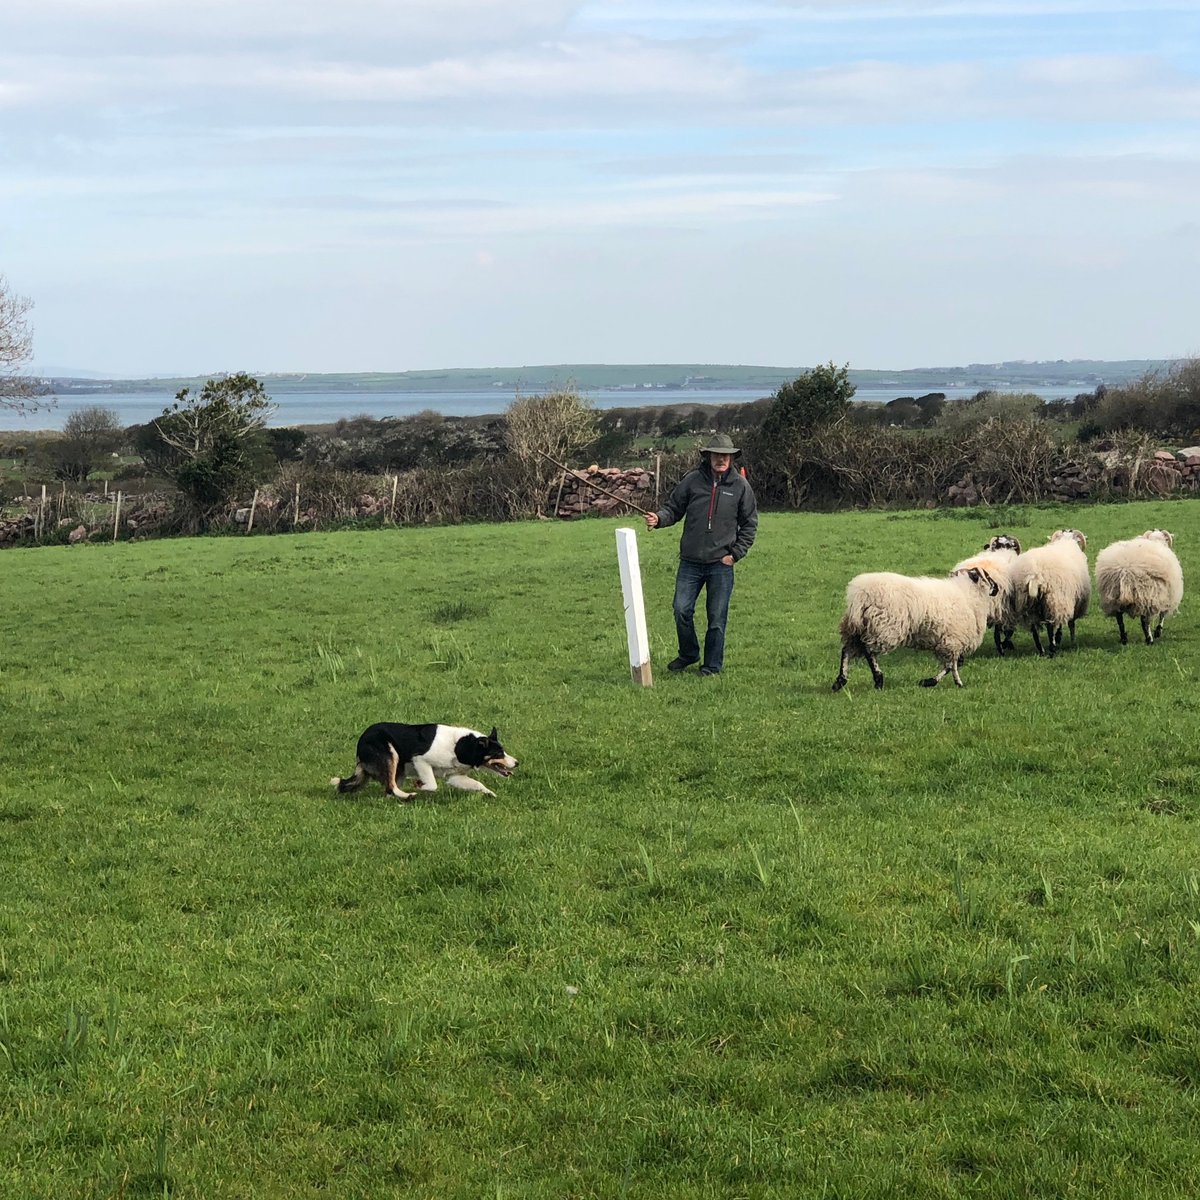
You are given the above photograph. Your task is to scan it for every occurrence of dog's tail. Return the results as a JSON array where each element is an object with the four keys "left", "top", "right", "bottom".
[{"left": 331, "top": 766, "right": 366, "bottom": 794}]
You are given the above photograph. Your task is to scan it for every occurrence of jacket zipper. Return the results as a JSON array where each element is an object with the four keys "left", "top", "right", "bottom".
[{"left": 707, "top": 478, "right": 718, "bottom": 530}]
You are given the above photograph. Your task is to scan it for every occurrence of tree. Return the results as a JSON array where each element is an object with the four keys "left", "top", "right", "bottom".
[
  {"left": 505, "top": 388, "right": 598, "bottom": 466},
  {"left": 504, "top": 388, "right": 598, "bottom": 515},
  {"left": 759, "top": 362, "right": 855, "bottom": 442},
  {"left": 150, "top": 373, "right": 276, "bottom": 510},
  {"left": 50, "top": 405, "right": 124, "bottom": 481},
  {"left": 747, "top": 362, "right": 856, "bottom": 505},
  {"left": 1, "top": 276, "right": 38, "bottom": 413}
]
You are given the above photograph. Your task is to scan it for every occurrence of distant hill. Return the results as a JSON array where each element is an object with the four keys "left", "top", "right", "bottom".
[{"left": 44, "top": 359, "right": 1176, "bottom": 396}]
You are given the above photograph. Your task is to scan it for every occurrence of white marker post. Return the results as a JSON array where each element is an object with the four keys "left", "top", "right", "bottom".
[{"left": 616, "top": 526, "right": 653, "bottom": 687}]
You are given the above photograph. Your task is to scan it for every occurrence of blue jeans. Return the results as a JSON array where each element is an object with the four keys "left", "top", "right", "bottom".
[{"left": 672, "top": 558, "right": 735, "bottom": 672}]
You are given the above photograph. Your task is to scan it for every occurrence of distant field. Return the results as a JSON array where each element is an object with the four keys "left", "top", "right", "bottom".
[{"left": 2, "top": 500, "right": 1199, "bottom": 1197}]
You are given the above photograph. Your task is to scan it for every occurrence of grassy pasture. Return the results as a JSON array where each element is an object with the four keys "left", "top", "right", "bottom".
[{"left": 2, "top": 500, "right": 1200, "bottom": 1198}]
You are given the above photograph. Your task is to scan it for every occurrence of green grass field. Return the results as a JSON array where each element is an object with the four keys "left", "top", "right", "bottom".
[{"left": 2, "top": 500, "right": 1199, "bottom": 1198}]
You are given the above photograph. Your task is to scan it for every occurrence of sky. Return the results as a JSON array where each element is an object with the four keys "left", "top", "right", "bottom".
[{"left": 2, "top": 0, "right": 1199, "bottom": 378}]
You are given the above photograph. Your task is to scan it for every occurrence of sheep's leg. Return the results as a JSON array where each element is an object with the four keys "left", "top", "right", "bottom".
[
  {"left": 1030, "top": 625, "right": 1045, "bottom": 656},
  {"left": 832, "top": 643, "right": 852, "bottom": 691},
  {"left": 920, "top": 656, "right": 961, "bottom": 688},
  {"left": 865, "top": 650, "right": 885, "bottom": 689},
  {"left": 1068, "top": 618, "right": 1077, "bottom": 646},
  {"left": 1116, "top": 613, "right": 1128, "bottom": 644},
  {"left": 1141, "top": 615, "right": 1153, "bottom": 645},
  {"left": 994, "top": 626, "right": 1004, "bottom": 656},
  {"left": 1154, "top": 615, "right": 1166, "bottom": 641},
  {"left": 1000, "top": 627, "right": 1015, "bottom": 655}
]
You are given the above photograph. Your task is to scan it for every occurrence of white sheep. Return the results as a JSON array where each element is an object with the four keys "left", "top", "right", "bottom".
[
  {"left": 1095, "top": 529, "right": 1183, "bottom": 645},
  {"left": 952, "top": 534, "right": 1022, "bottom": 656},
  {"left": 832, "top": 566, "right": 1000, "bottom": 690},
  {"left": 1009, "top": 528, "right": 1090, "bottom": 656}
]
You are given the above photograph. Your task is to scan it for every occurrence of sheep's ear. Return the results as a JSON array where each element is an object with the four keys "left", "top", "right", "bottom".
[
  {"left": 1011, "top": 537, "right": 1021, "bottom": 554},
  {"left": 1163, "top": 530, "right": 1174, "bottom": 546},
  {"left": 1075, "top": 530, "right": 1087, "bottom": 550}
]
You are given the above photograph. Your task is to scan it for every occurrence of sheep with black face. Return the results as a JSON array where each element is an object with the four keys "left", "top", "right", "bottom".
[
  {"left": 832, "top": 566, "right": 1000, "bottom": 690},
  {"left": 952, "top": 533, "right": 1022, "bottom": 656}
]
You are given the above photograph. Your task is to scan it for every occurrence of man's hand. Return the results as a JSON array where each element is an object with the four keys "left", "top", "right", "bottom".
[
  {"left": 645, "top": 513, "right": 659, "bottom": 529},
  {"left": 721, "top": 554, "right": 734, "bottom": 566}
]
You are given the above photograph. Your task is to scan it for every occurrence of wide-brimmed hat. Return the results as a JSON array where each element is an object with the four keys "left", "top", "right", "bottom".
[{"left": 699, "top": 433, "right": 740, "bottom": 455}]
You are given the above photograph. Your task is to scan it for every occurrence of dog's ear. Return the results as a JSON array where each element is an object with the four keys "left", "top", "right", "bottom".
[{"left": 489, "top": 727, "right": 499, "bottom": 741}]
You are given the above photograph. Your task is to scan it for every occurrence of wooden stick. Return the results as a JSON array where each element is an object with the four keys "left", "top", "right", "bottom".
[
  {"left": 389, "top": 474, "right": 399, "bottom": 523},
  {"left": 293, "top": 481, "right": 301, "bottom": 527},
  {"left": 654, "top": 453, "right": 661, "bottom": 506},
  {"left": 534, "top": 450, "right": 655, "bottom": 518},
  {"left": 112, "top": 491, "right": 122, "bottom": 542},
  {"left": 246, "top": 488, "right": 259, "bottom": 533}
]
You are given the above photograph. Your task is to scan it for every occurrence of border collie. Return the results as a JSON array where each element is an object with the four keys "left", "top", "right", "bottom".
[{"left": 331, "top": 723, "right": 518, "bottom": 800}]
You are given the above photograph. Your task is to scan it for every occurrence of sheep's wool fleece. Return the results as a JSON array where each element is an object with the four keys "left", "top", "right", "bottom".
[
  {"left": 952, "top": 548, "right": 1019, "bottom": 626},
  {"left": 1011, "top": 537, "right": 1090, "bottom": 627},
  {"left": 840, "top": 573, "right": 991, "bottom": 656},
  {"left": 1095, "top": 537, "right": 1183, "bottom": 618}
]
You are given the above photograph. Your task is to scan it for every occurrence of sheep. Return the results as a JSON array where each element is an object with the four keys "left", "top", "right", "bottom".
[
  {"left": 832, "top": 566, "right": 999, "bottom": 691},
  {"left": 1009, "top": 528, "right": 1090, "bottom": 657},
  {"left": 952, "top": 534, "right": 1022, "bottom": 656},
  {"left": 1094, "top": 529, "right": 1183, "bottom": 645}
]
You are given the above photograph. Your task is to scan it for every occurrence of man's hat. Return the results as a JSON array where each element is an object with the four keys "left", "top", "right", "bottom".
[{"left": 699, "top": 433, "right": 740, "bottom": 455}]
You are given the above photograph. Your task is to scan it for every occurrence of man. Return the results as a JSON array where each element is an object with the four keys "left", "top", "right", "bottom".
[{"left": 644, "top": 432, "right": 758, "bottom": 676}]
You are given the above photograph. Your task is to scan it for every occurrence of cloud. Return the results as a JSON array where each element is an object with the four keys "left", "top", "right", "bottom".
[
  {"left": 2, "top": 0, "right": 581, "bottom": 57},
  {"left": 4, "top": 0, "right": 1199, "bottom": 372}
]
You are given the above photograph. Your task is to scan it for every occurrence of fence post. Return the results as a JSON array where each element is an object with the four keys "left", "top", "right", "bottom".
[
  {"left": 615, "top": 527, "right": 653, "bottom": 687},
  {"left": 293, "top": 481, "right": 301, "bottom": 528},
  {"left": 112, "top": 492, "right": 122, "bottom": 542},
  {"left": 38, "top": 484, "right": 47, "bottom": 541},
  {"left": 246, "top": 489, "right": 259, "bottom": 534},
  {"left": 553, "top": 468, "right": 567, "bottom": 519},
  {"left": 654, "top": 454, "right": 661, "bottom": 506}
]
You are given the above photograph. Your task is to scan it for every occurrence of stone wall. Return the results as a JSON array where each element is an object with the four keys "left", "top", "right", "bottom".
[
  {"left": 551, "top": 465, "right": 658, "bottom": 518},
  {"left": 945, "top": 446, "right": 1200, "bottom": 507}
]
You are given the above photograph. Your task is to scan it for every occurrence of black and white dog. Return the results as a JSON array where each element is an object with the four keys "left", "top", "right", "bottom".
[{"left": 331, "top": 723, "right": 518, "bottom": 800}]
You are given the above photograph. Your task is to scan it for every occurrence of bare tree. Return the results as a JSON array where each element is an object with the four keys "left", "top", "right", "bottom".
[
  {"left": 0, "top": 275, "right": 38, "bottom": 412},
  {"left": 50, "top": 405, "right": 125, "bottom": 481},
  {"left": 504, "top": 388, "right": 599, "bottom": 516}
]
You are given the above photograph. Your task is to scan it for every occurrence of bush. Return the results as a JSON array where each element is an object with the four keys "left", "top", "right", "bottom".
[
  {"left": 1081, "top": 360, "right": 1200, "bottom": 441},
  {"left": 306, "top": 413, "right": 503, "bottom": 473}
]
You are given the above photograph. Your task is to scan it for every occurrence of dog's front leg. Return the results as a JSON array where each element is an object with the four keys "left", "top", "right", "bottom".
[
  {"left": 445, "top": 773, "right": 495, "bottom": 797},
  {"left": 412, "top": 760, "right": 438, "bottom": 792}
]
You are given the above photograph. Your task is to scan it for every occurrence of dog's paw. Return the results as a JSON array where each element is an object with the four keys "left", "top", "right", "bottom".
[{"left": 391, "top": 788, "right": 414, "bottom": 801}]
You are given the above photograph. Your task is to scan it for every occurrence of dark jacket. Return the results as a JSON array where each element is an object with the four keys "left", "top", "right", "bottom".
[{"left": 654, "top": 462, "right": 758, "bottom": 563}]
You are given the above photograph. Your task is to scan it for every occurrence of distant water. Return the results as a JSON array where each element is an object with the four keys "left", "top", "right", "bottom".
[{"left": 2, "top": 384, "right": 1091, "bottom": 432}]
